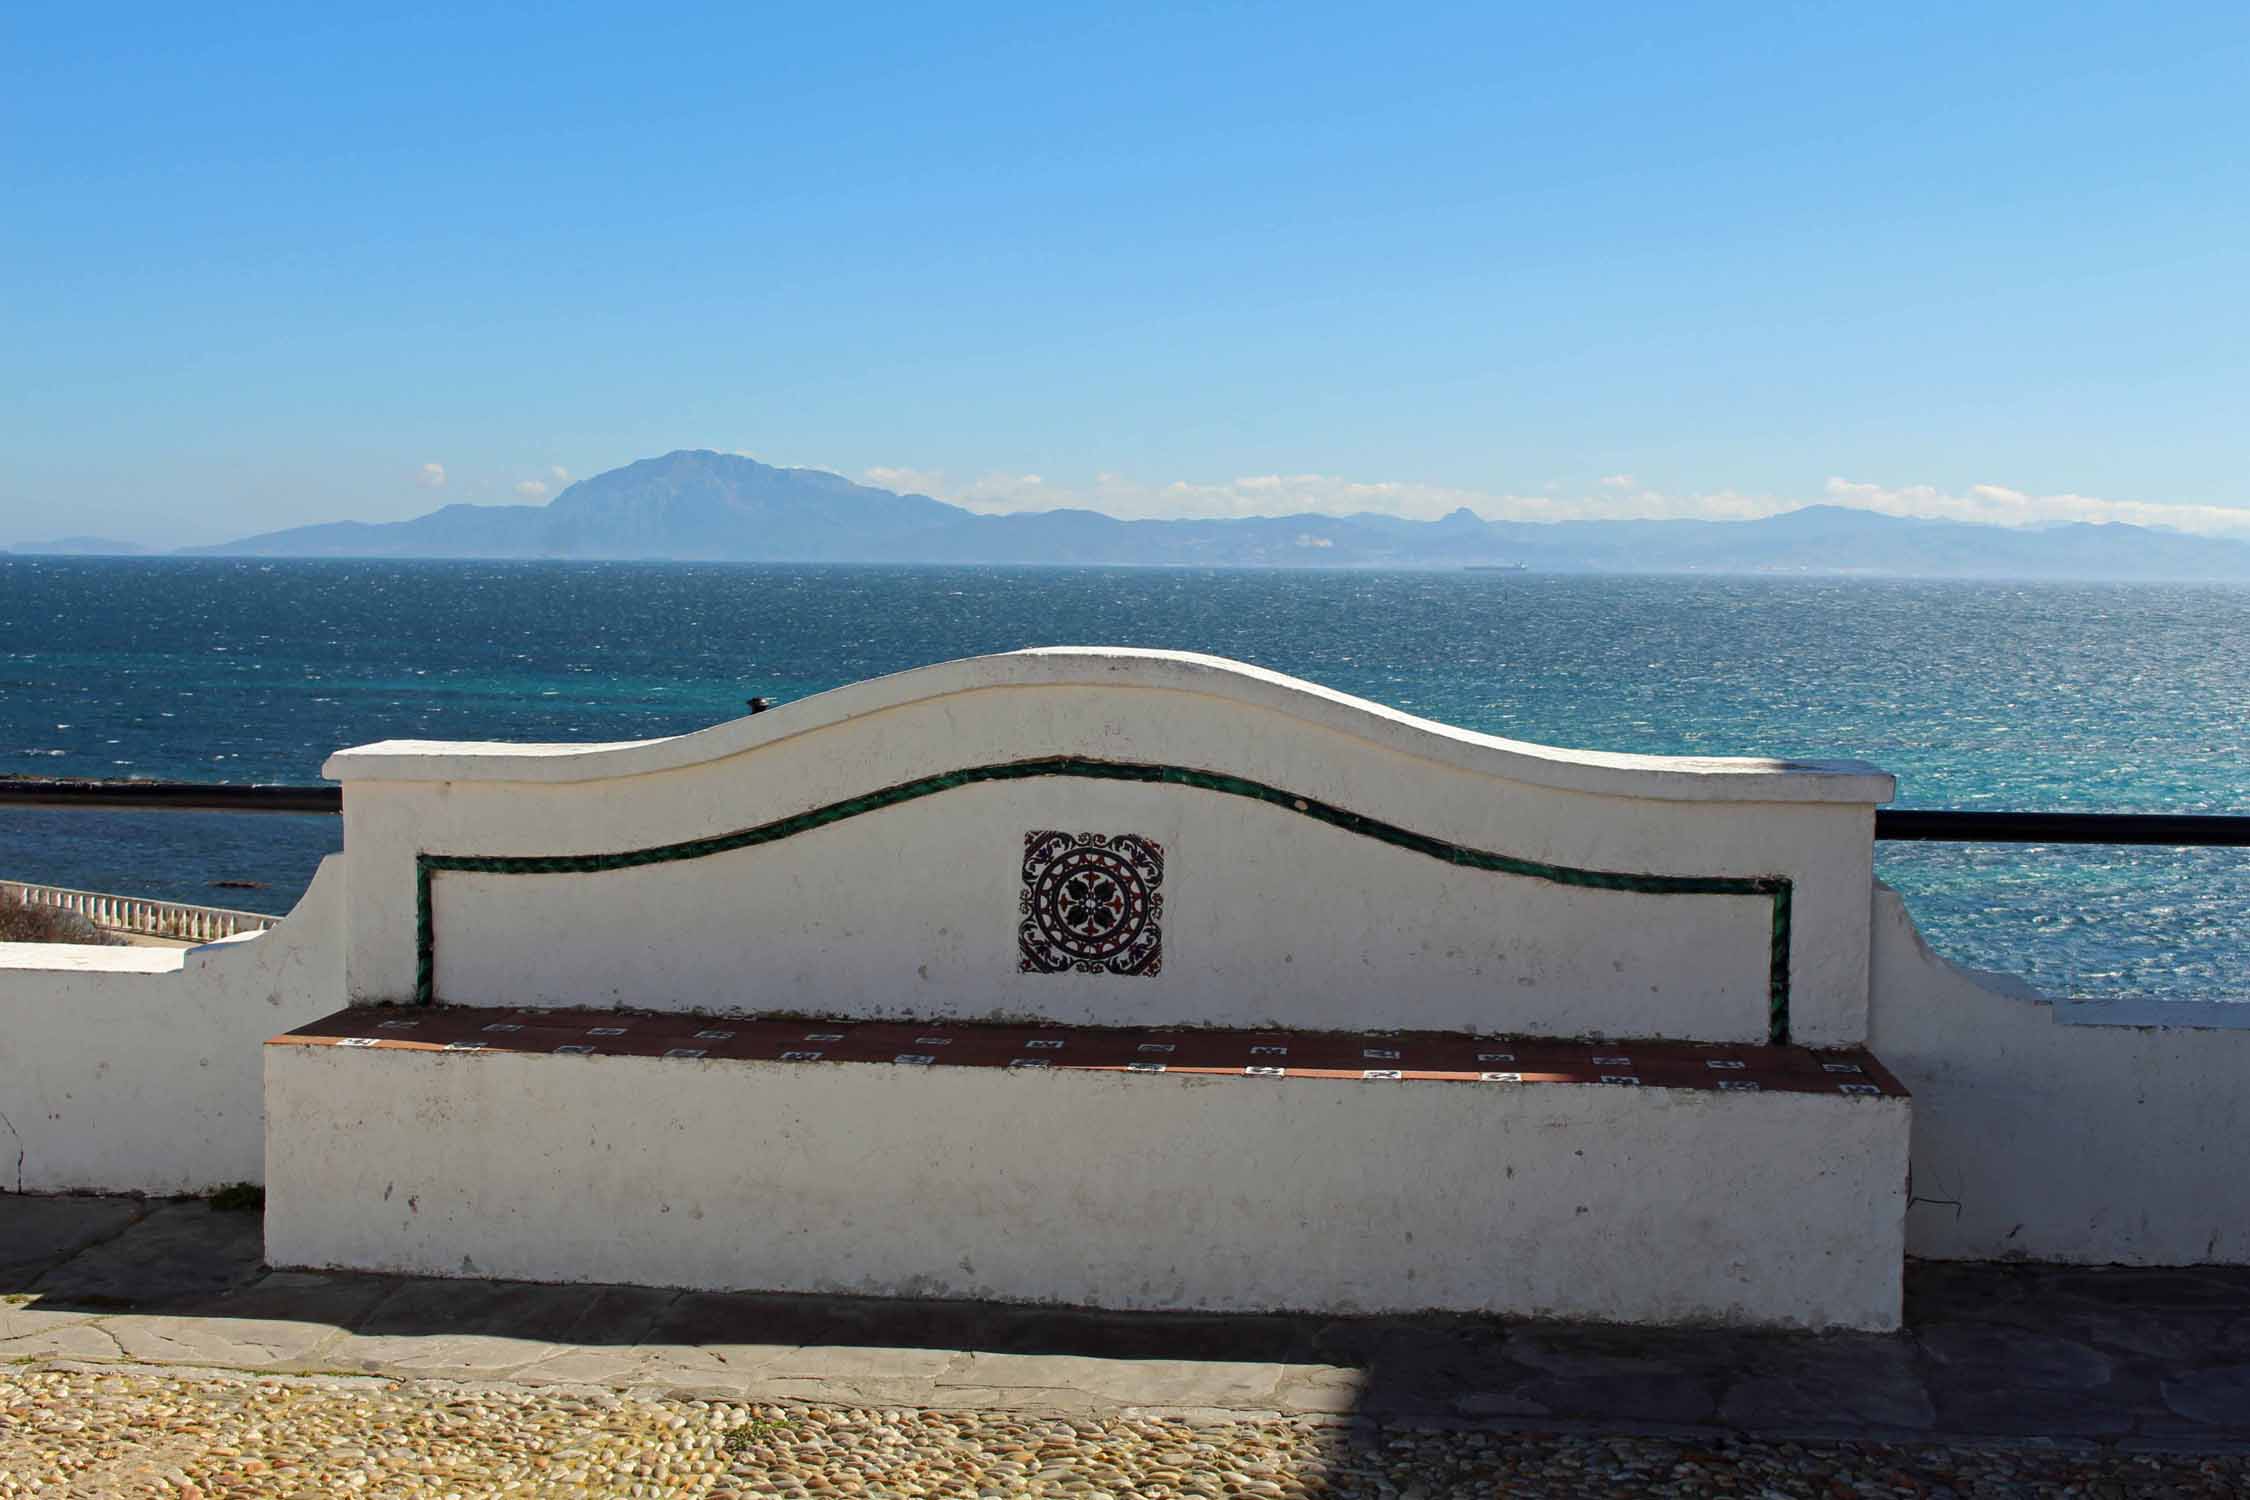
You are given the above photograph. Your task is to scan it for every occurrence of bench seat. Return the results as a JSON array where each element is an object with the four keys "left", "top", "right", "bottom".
[
  {"left": 265, "top": 1007, "right": 1911, "bottom": 1330},
  {"left": 270, "top": 1006, "right": 1907, "bottom": 1094}
]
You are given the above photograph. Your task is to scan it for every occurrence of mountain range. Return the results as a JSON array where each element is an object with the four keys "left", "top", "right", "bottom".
[{"left": 16, "top": 450, "right": 2250, "bottom": 580}]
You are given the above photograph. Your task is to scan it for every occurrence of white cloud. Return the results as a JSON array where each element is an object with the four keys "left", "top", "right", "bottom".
[
  {"left": 869, "top": 468, "right": 1081, "bottom": 509},
  {"left": 1823, "top": 478, "right": 2250, "bottom": 537},
  {"left": 415, "top": 462, "right": 446, "bottom": 489},
  {"left": 548, "top": 465, "right": 571, "bottom": 483},
  {"left": 867, "top": 462, "right": 1701, "bottom": 523},
  {"left": 958, "top": 472, "right": 1058, "bottom": 508},
  {"left": 1150, "top": 473, "right": 1491, "bottom": 522},
  {"left": 514, "top": 480, "right": 550, "bottom": 500},
  {"left": 863, "top": 465, "right": 947, "bottom": 496},
  {"left": 859, "top": 460, "right": 2250, "bottom": 536}
]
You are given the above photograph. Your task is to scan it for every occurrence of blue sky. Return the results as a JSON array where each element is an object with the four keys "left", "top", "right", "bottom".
[{"left": 4, "top": 2, "right": 2245, "bottom": 545}]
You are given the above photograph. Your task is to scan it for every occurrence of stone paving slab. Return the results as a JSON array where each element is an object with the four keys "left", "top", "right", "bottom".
[
  {"left": 0, "top": 1193, "right": 143, "bottom": 1286},
  {"left": 4, "top": 1192, "right": 2250, "bottom": 1451},
  {"left": 25, "top": 1196, "right": 263, "bottom": 1307}
]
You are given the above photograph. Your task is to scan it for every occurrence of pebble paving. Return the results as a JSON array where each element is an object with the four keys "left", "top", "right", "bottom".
[{"left": 6, "top": 1367, "right": 2248, "bottom": 1499}]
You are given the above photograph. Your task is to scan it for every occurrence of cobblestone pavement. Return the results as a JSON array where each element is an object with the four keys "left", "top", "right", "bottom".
[
  {"left": 5, "top": 1193, "right": 2250, "bottom": 1496},
  {"left": 6, "top": 1366, "right": 2248, "bottom": 1498}
]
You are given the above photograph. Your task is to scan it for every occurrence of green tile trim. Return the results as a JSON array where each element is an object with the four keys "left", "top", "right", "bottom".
[{"left": 413, "top": 755, "right": 1794, "bottom": 1042}]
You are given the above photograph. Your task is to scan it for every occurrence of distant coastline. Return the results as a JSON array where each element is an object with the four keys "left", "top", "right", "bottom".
[{"left": 15, "top": 449, "right": 2250, "bottom": 581}]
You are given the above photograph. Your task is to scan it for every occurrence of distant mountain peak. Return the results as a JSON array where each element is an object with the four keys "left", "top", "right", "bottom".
[{"left": 170, "top": 453, "right": 2250, "bottom": 580}]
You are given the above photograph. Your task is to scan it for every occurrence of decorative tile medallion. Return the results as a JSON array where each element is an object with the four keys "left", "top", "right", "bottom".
[{"left": 1018, "top": 830, "right": 1165, "bottom": 976}]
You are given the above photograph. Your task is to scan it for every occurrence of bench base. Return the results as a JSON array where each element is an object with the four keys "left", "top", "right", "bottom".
[{"left": 265, "top": 1010, "right": 1910, "bottom": 1330}]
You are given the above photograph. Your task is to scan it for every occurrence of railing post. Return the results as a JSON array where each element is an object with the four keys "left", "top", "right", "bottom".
[{"left": 3, "top": 878, "right": 283, "bottom": 943}]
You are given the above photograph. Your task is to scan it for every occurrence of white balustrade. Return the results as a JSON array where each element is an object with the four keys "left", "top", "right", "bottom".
[{"left": 2, "top": 878, "right": 281, "bottom": 942}]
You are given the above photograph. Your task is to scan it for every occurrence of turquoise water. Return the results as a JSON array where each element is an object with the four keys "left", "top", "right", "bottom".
[{"left": 3, "top": 557, "right": 2245, "bottom": 1002}]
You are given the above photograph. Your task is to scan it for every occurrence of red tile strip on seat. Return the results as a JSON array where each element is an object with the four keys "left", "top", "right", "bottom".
[{"left": 271, "top": 1008, "right": 1907, "bottom": 1099}]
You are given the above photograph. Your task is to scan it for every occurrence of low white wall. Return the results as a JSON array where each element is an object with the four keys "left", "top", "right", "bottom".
[
  {"left": 0, "top": 856, "right": 344, "bottom": 1194},
  {"left": 432, "top": 783, "right": 1777, "bottom": 1040},
  {"left": 1869, "top": 884, "right": 2250, "bottom": 1265},
  {"left": 267, "top": 1043, "right": 1910, "bottom": 1330}
]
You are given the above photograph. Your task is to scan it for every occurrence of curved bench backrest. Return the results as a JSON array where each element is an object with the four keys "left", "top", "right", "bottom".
[{"left": 326, "top": 649, "right": 1892, "bottom": 1045}]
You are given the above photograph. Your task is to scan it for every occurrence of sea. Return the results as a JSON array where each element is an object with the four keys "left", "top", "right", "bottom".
[{"left": 3, "top": 557, "right": 2246, "bottom": 1004}]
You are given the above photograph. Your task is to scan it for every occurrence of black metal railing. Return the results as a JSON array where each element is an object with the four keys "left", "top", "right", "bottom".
[
  {"left": 7, "top": 775, "right": 2250, "bottom": 845},
  {"left": 6, "top": 774, "right": 2250, "bottom": 851},
  {"left": 0, "top": 777, "right": 344, "bottom": 813},
  {"left": 1873, "top": 810, "right": 2250, "bottom": 846}
]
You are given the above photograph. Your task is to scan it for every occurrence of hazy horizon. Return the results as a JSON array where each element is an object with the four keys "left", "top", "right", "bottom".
[
  {"left": 4, "top": 452, "right": 2245, "bottom": 556},
  {"left": 10, "top": 447, "right": 2250, "bottom": 585}
]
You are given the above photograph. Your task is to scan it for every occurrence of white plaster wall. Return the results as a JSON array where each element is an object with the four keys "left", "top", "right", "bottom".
[
  {"left": 1868, "top": 883, "right": 2250, "bottom": 1265},
  {"left": 331, "top": 651, "right": 1891, "bottom": 1044},
  {"left": 266, "top": 1045, "right": 1910, "bottom": 1330},
  {"left": 435, "top": 781, "right": 1771, "bottom": 1039},
  {"left": 0, "top": 856, "right": 344, "bottom": 1194}
]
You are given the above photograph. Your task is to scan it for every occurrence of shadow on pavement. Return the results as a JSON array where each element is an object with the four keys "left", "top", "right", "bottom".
[{"left": 6, "top": 1194, "right": 2250, "bottom": 1450}]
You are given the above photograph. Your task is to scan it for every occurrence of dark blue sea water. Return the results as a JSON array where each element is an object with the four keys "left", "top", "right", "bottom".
[{"left": 3, "top": 557, "right": 2245, "bottom": 1003}]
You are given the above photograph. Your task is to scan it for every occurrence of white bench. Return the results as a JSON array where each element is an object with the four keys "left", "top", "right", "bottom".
[
  {"left": 267, "top": 1009, "right": 1907, "bottom": 1329},
  {"left": 264, "top": 649, "right": 1909, "bottom": 1329}
]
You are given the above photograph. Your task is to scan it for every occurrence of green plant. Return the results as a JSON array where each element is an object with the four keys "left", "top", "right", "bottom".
[
  {"left": 0, "top": 892, "right": 121, "bottom": 945},
  {"left": 723, "top": 1418, "right": 794, "bottom": 1452},
  {"left": 208, "top": 1183, "right": 266, "bottom": 1212}
]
